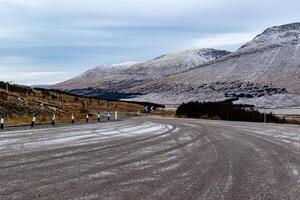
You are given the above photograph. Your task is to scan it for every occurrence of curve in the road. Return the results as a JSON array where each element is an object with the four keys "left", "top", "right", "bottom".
[{"left": 0, "top": 117, "right": 299, "bottom": 200}]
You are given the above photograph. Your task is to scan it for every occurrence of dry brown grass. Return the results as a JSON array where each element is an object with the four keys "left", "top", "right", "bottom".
[{"left": 1, "top": 87, "right": 175, "bottom": 126}]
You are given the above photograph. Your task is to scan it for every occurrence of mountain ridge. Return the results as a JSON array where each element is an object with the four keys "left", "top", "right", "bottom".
[
  {"left": 53, "top": 48, "right": 230, "bottom": 90},
  {"left": 53, "top": 22, "right": 300, "bottom": 107},
  {"left": 126, "top": 22, "right": 300, "bottom": 106}
]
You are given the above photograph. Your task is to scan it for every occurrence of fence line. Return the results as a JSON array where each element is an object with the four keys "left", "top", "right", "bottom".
[{"left": 0, "top": 111, "right": 135, "bottom": 130}]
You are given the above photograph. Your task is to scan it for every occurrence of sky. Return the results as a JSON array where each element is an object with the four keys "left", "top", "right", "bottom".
[{"left": 0, "top": 0, "right": 299, "bottom": 85}]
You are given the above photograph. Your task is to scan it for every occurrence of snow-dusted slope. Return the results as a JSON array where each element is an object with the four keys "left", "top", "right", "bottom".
[
  {"left": 53, "top": 62, "right": 139, "bottom": 89},
  {"left": 53, "top": 23, "right": 300, "bottom": 107},
  {"left": 169, "top": 23, "right": 300, "bottom": 91},
  {"left": 53, "top": 49, "right": 230, "bottom": 89},
  {"left": 128, "top": 23, "right": 300, "bottom": 105},
  {"left": 241, "top": 23, "right": 300, "bottom": 51},
  {"left": 125, "top": 49, "right": 230, "bottom": 79}
]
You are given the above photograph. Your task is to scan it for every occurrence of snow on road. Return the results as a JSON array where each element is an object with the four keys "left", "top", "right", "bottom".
[
  {"left": 0, "top": 117, "right": 299, "bottom": 200},
  {"left": 0, "top": 122, "right": 173, "bottom": 152}
]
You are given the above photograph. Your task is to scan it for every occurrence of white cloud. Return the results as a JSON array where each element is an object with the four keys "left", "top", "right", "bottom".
[
  {"left": 0, "top": 26, "right": 28, "bottom": 38},
  {"left": 1, "top": 0, "right": 218, "bottom": 18},
  {"left": 190, "top": 32, "right": 260, "bottom": 50},
  {"left": 0, "top": 0, "right": 41, "bottom": 7},
  {"left": 0, "top": 71, "right": 75, "bottom": 85}
]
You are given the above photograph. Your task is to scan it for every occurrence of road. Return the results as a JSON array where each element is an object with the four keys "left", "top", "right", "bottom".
[{"left": 0, "top": 117, "right": 299, "bottom": 200}]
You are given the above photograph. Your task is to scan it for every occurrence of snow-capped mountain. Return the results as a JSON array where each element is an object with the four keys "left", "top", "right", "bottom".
[
  {"left": 125, "top": 49, "right": 230, "bottom": 79},
  {"left": 53, "top": 23, "right": 300, "bottom": 107},
  {"left": 53, "top": 49, "right": 230, "bottom": 90},
  {"left": 128, "top": 23, "right": 300, "bottom": 106},
  {"left": 53, "top": 62, "right": 139, "bottom": 89}
]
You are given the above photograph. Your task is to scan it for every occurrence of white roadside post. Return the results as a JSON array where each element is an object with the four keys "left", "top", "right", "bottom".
[
  {"left": 107, "top": 112, "right": 110, "bottom": 121},
  {"left": 31, "top": 115, "right": 36, "bottom": 128},
  {"left": 115, "top": 111, "right": 118, "bottom": 121},
  {"left": 71, "top": 113, "right": 75, "bottom": 124},
  {"left": 97, "top": 112, "right": 101, "bottom": 122},
  {"left": 1, "top": 116, "right": 4, "bottom": 129},
  {"left": 86, "top": 114, "right": 89, "bottom": 123},
  {"left": 52, "top": 113, "right": 56, "bottom": 126}
]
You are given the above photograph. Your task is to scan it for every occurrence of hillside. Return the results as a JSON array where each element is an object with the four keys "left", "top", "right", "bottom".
[
  {"left": 127, "top": 23, "right": 300, "bottom": 106},
  {"left": 53, "top": 49, "right": 230, "bottom": 91},
  {"left": 53, "top": 23, "right": 300, "bottom": 108},
  {"left": 0, "top": 81, "right": 145, "bottom": 125}
]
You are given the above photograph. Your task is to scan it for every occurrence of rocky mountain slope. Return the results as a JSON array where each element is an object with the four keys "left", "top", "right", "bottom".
[
  {"left": 125, "top": 49, "right": 230, "bottom": 79},
  {"left": 53, "top": 23, "right": 300, "bottom": 107},
  {"left": 127, "top": 23, "right": 300, "bottom": 106},
  {"left": 53, "top": 49, "right": 230, "bottom": 90},
  {"left": 53, "top": 61, "right": 139, "bottom": 90}
]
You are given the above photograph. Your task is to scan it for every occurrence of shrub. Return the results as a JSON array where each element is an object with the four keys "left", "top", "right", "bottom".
[{"left": 176, "top": 101, "right": 283, "bottom": 123}]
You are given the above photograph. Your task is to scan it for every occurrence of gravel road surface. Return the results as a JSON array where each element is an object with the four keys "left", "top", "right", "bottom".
[{"left": 0, "top": 117, "right": 299, "bottom": 200}]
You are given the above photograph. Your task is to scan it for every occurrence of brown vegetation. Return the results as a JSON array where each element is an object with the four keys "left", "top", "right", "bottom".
[{"left": 0, "top": 82, "right": 147, "bottom": 125}]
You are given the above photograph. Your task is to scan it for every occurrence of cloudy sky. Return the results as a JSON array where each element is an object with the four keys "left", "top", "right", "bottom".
[{"left": 0, "top": 0, "right": 299, "bottom": 85}]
